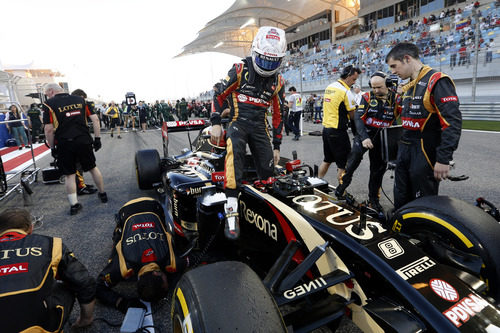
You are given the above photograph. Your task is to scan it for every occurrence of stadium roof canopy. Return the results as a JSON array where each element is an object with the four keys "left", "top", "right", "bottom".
[{"left": 176, "top": 0, "right": 336, "bottom": 59}]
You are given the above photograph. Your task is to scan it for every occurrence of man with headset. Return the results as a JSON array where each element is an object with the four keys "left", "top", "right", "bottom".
[
  {"left": 335, "top": 72, "right": 401, "bottom": 213},
  {"left": 318, "top": 65, "right": 361, "bottom": 182}
]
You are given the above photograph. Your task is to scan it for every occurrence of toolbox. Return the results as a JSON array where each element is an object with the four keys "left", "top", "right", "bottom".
[{"left": 42, "top": 166, "right": 63, "bottom": 184}]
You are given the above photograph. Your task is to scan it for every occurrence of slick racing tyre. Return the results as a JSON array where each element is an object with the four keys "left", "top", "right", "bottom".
[
  {"left": 391, "top": 195, "right": 500, "bottom": 300},
  {"left": 172, "top": 261, "right": 286, "bottom": 333},
  {"left": 135, "top": 149, "right": 161, "bottom": 190}
]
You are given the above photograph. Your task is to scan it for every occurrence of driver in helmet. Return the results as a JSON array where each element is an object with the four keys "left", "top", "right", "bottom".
[{"left": 210, "top": 26, "right": 286, "bottom": 240}]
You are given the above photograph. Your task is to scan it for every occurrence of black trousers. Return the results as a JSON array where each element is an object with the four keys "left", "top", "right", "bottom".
[
  {"left": 394, "top": 141, "right": 439, "bottom": 209},
  {"left": 340, "top": 134, "right": 387, "bottom": 201},
  {"left": 288, "top": 111, "right": 302, "bottom": 136},
  {"left": 224, "top": 119, "right": 274, "bottom": 198}
]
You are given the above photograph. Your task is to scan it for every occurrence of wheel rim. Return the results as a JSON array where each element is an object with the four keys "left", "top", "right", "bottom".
[{"left": 173, "top": 313, "right": 186, "bottom": 333}]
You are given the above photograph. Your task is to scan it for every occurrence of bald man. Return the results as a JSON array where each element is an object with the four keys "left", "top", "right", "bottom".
[
  {"left": 43, "top": 84, "right": 107, "bottom": 215},
  {"left": 335, "top": 72, "right": 401, "bottom": 214}
]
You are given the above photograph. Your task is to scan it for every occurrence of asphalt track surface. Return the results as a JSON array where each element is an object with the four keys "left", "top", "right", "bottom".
[{"left": 1, "top": 119, "right": 499, "bottom": 333}]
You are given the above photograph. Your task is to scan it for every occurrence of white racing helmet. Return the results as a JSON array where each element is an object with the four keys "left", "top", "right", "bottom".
[{"left": 251, "top": 26, "right": 287, "bottom": 77}]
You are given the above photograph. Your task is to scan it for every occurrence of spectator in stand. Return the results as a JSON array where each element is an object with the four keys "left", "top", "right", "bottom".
[
  {"left": 486, "top": 38, "right": 494, "bottom": 63},
  {"left": 450, "top": 44, "right": 458, "bottom": 68}
]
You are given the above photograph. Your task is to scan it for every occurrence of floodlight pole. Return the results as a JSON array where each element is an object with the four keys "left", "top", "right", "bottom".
[{"left": 471, "top": 7, "right": 480, "bottom": 102}]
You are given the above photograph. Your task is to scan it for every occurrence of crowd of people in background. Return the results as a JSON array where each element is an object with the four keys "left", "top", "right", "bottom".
[
  {"left": 1, "top": 98, "right": 214, "bottom": 148},
  {"left": 282, "top": 0, "right": 499, "bottom": 86}
]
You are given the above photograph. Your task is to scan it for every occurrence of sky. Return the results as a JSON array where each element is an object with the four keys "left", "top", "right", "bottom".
[{"left": 0, "top": 0, "right": 241, "bottom": 102}]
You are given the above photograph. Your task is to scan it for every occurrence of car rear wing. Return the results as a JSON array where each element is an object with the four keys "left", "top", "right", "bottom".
[{"left": 161, "top": 119, "right": 208, "bottom": 135}]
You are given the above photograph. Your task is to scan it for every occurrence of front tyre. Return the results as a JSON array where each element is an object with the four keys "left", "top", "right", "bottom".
[
  {"left": 172, "top": 261, "right": 286, "bottom": 333},
  {"left": 135, "top": 149, "right": 161, "bottom": 190},
  {"left": 391, "top": 195, "right": 500, "bottom": 300}
]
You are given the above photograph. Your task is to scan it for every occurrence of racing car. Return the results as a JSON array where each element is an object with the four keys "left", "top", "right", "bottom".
[{"left": 135, "top": 119, "right": 500, "bottom": 332}]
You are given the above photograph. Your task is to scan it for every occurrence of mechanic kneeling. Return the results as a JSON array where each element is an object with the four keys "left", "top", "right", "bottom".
[
  {"left": 96, "top": 197, "right": 188, "bottom": 312},
  {"left": 0, "top": 208, "right": 96, "bottom": 332}
]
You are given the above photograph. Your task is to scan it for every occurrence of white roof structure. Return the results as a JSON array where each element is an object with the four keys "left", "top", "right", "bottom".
[{"left": 177, "top": 0, "right": 337, "bottom": 58}]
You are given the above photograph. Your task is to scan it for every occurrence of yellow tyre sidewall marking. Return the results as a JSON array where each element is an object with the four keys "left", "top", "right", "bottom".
[
  {"left": 402, "top": 212, "right": 474, "bottom": 248},
  {"left": 176, "top": 287, "right": 193, "bottom": 333}
]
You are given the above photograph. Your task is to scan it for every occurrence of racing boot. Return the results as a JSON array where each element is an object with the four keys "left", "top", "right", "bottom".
[
  {"left": 224, "top": 198, "right": 240, "bottom": 240},
  {"left": 334, "top": 183, "right": 347, "bottom": 199},
  {"left": 368, "top": 198, "right": 385, "bottom": 220}
]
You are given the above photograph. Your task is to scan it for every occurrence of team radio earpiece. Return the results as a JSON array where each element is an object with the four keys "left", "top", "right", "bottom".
[{"left": 368, "top": 71, "right": 393, "bottom": 88}]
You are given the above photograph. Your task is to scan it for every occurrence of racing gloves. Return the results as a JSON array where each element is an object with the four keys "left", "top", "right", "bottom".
[
  {"left": 224, "top": 197, "right": 240, "bottom": 240},
  {"left": 93, "top": 137, "right": 102, "bottom": 152}
]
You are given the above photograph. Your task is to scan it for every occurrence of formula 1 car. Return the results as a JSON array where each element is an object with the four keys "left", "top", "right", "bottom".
[{"left": 135, "top": 120, "right": 500, "bottom": 332}]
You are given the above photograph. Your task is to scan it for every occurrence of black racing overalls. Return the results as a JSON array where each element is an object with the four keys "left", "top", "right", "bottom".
[
  {"left": 394, "top": 66, "right": 462, "bottom": 209},
  {"left": 96, "top": 198, "right": 182, "bottom": 307},
  {"left": 0, "top": 231, "right": 95, "bottom": 332},
  {"left": 211, "top": 57, "right": 285, "bottom": 198},
  {"left": 340, "top": 91, "right": 401, "bottom": 201}
]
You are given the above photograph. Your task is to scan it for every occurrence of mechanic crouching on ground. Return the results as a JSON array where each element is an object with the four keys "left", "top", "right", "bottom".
[
  {"left": 210, "top": 26, "right": 286, "bottom": 240},
  {"left": 43, "top": 83, "right": 107, "bottom": 215},
  {"left": 96, "top": 198, "right": 188, "bottom": 313},
  {"left": 335, "top": 72, "right": 401, "bottom": 214},
  {"left": 0, "top": 208, "right": 96, "bottom": 331},
  {"left": 386, "top": 42, "right": 462, "bottom": 209}
]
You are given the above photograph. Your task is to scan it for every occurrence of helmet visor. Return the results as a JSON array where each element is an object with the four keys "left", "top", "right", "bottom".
[{"left": 254, "top": 53, "right": 282, "bottom": 71}]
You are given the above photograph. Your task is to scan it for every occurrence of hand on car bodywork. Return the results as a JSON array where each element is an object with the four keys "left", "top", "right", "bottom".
[
  {"left": 434, "top": 162, "right": 450, "bottom": 181},
  {"left": 210, "top": 124, "right": 222, "bottom": 146}
]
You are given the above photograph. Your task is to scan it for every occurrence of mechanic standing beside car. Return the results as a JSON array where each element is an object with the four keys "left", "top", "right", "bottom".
[
  {"left": 43, "top": 83, "right": 107, "bottom": 215},
  {"left": 386, "top": 42, "right": 462, "bottom": 209},
  {"left": 318, "top": 65, "right": 361, "bottom": 183},
  {"left": 210, "top": 26, "right": 286, "bottom": 240},
  {"left": 334, "top": 72, "right": 401, "bottom": 213},
  {"left": 0, "top": 208, "right": 95, "bottom": 331}
]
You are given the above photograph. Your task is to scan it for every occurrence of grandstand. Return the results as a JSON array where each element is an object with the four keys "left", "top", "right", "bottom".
[
  {"left": 281, "top": 1, "right": 500, "bottom": 101},
  {"left": 186, "top": 0, "right": 499, "bottom": 102}
]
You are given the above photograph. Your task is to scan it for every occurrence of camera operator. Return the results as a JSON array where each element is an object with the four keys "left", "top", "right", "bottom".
[{"left": 335, "top": 72, "right": 401, "bottom": 213}]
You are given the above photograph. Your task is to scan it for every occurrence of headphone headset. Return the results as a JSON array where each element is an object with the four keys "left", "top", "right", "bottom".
[{"left": 368, "top": 71, "right": 393, "bottom": 88}]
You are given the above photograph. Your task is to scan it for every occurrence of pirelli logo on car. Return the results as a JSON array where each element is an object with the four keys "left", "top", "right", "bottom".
[{"left": 395, "top": 256, "right": 436, "bottom": 280}]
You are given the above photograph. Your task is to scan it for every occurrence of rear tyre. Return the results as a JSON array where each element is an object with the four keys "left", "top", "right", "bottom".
[
  {"left": 135, "top": 149, "right": 161, "bottom": 190},
  {"left": 391, "top": 195, "right": 500, "bottom": 300},
  {"left": 172, "top": 261, "right": 286, "bottom": 333}
]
